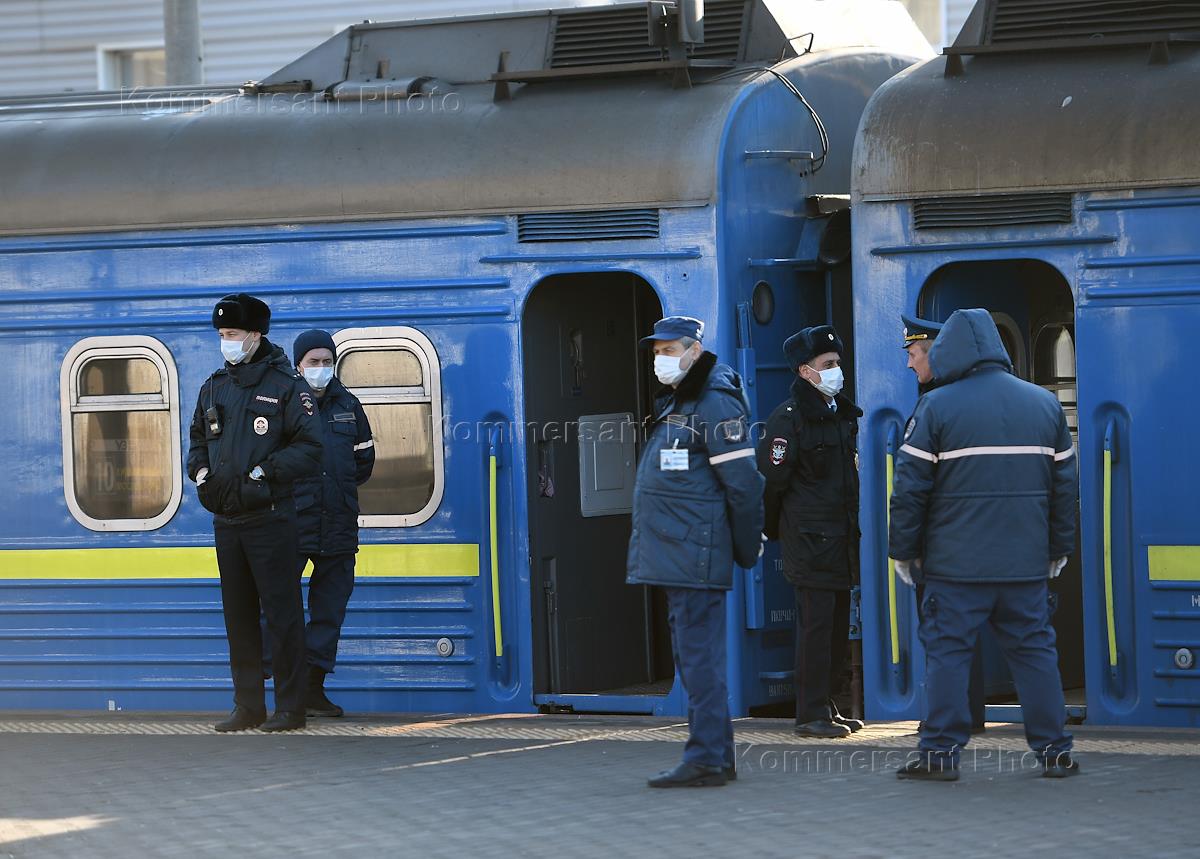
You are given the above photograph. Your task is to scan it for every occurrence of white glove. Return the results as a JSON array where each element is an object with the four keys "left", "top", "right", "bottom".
[
  {"left": 1049, "top": 557, "right": 1067, "bottom": 579},
  {"left": 195, "top": 467, "right": 209, "bottom": 486},
  {"left": 758, "top": 533, "right": 767, "bottom": 559},
  {"left": 893, "top": 559, "right": 915, "bottom": 588}
]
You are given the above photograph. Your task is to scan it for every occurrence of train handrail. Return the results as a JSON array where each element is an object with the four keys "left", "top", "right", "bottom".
[
  {"left": 488, "top": 429, "right": 504, "bottom": 660},
  {"left": 1103, "top": 420, "right": 1118, "bottom": 674},
  {"left": 886, "top": 425, "right": 901, "bottom": 666}
]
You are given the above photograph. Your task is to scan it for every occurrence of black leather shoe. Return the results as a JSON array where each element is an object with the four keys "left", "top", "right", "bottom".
[
  {"left": 1042, "top": 754, "right": 1080, "bottom": 778},
  {"left": 260, "top": 710, "right": 306, "bottom": 732},
  {"left": 306, "top": 666, "right": 345, "bottom": 717},
  {"left": 897, "top": 759, "right": 960, "bottom": 782},
  {"left": 794, "top": 719, "right": 851, "bottom": 739},
  {"left": 648, "top": 762, "right": 727, "bottom": 788},
  {"left": 214, "top": 706, "right": 266, "bottom": 733},
  {"left": 831, "top": 713, "right": 865, "bottom": 732}
]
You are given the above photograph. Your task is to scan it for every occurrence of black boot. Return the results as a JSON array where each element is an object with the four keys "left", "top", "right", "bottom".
[
  {"left": 261, "top": 710, "right": 306, "bottom": 732},
  {"left": 214, "top": 705, "right": 266, "bottom": 733},
  {"left": 305, "top": 665, "right": 344, "bottom": 718},
  {"left": 829, "top": 699, "right": 865, "bottom": 733},
  {"left": 647, "top": 762, "right": 727, "bottom": 788}
]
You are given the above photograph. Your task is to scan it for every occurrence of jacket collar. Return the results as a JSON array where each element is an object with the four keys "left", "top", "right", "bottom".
[
  {"left": 789, "top": 374, "right": 861, "bottom": 422},
  {"left": 227, "top": 337, "right": 282, "bottom": 387}
]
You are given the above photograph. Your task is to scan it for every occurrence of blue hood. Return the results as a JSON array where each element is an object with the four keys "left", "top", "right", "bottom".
[{"left": 928, "top": 308, "right": 1012, "bottom": 384}]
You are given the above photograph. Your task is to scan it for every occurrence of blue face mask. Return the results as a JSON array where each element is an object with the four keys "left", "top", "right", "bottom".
[
  {"left": 303, "top": 366, "right": 334, "bottom": 390},
  {"left": 220, "top": 334, "right": 255, "bottom": 365}
]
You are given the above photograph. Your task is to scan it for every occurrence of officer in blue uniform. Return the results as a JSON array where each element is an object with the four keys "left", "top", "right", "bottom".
[
  {"left": 890, "top": 309, "right": 1079, "bottom": 780},
  {"left": 188, "top": 294, "right": 323, "bottom": 733},
  {"left": 291, "top": 330, "right": 376, "bottom": 717},
  {"left": 627, "top": 316, "right": 764, "bottom": 788},
  {"left": 902, "top": 314, "right": 986, "bottom": 734}
]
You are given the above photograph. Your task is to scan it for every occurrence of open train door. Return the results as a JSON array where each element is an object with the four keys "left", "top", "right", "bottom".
[{"left": 522, "top": 273, "right": 674, "bottom": 711}]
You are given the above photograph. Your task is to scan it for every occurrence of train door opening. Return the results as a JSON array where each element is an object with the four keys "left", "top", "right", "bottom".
[
  {"left": 522, "top": 273, "right": 672, "bottom": 700},
  {"left": 919, "top": 259, "right": 1085, "bottom": 708}
]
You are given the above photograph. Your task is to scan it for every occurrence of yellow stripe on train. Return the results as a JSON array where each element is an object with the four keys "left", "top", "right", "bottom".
[
  {"left": 0, "top": 544, "right": 480, "bottom": 580},
  {"left": 1148, "top": 546, "right": 1200, "bottom": 582}
]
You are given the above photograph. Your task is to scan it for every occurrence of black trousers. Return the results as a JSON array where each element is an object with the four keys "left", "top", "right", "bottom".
[
  {"left": 214, "top": 507, "right": 306, "bottom": 714},
  {"left": 794, "top": 587, "right": 850, "bottom": 724}
]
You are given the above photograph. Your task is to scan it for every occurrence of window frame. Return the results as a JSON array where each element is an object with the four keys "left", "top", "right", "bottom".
[
  {"left": 96, "top": 42, "right": 167, "bottom": 90},
  {"left": 333, "top": 327, "right": 444, "bottom": 528},
  {"left": 60, "top": 336, "right": 182, "bottom": 532}
]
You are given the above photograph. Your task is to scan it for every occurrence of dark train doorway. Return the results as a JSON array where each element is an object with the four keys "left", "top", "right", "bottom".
[
  {"left": 522, "top": 273, "right": 674, "bottom": 705},
  {"left": 919, "top": 259, "right": 1084, "bottom": 708}
]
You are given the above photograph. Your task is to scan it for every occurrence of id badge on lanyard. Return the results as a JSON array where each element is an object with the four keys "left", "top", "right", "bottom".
[{"left": 660, "top": 439, "right": 689, "bottom": 472}]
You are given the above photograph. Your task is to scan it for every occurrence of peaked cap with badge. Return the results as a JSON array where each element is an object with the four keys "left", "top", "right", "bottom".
[{"left": 901, "top": 313, "right": 943, "bottom": 349}]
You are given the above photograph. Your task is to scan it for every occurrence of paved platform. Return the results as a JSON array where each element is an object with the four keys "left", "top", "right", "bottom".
[{"left": 1, "top": 712, "right": 1196, "bottom": 858}]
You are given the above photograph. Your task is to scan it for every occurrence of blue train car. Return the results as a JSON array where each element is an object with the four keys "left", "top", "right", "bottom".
[
  {"left": 853, "top": 0, "right": 1200, "bottom": 726},
  {"left": 0, "top": 2, "right": 926, "bottom": 714}
]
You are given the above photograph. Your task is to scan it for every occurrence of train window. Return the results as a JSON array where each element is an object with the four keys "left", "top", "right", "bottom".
[
  {"left": 751, "top": 281, "right": 775, "bottom": 325},
  {"left": 334, "top": 327, "right": 444, "bottom": 527},
  {"left": 1034, "top": 324, "right": 1078, "bottom": 440},
  {"left": 59, "top": 337, "right": 182, "bottom": 531},
  {"left": 990, "top": 311, "right": 1027, "bottom": 378}
]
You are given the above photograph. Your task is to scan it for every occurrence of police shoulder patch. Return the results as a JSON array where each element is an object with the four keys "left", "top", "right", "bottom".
[
  {"left": 299, "top": 391, "right": 315, "bottom": 417},
  {"left": 770, "top": 437, "right": 788, "bottom": 466}
]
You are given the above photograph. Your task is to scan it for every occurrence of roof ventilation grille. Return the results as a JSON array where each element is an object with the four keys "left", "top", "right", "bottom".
[
  {"left": 989, "top": 0, "right": 1200, "bottom": 45},
  {"left": 517, "top": 209, "right": 661, "bottom": 242},
  {"left": 913, "top": 193, "right": 1074, "bottom": 229}
]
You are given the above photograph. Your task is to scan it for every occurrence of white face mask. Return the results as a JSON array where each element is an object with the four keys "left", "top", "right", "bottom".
[
  {"left": 303, "top": 366, "right": 334, "bottom": 390},
  {"left": 807, "top": 365, "right": 844, "bottom": 398},
  {"left": 654, "top": 353, "right": 689, "bottom": 386},
  {"left": 221, "top": 333, "right": 255, "bottom": 365}
]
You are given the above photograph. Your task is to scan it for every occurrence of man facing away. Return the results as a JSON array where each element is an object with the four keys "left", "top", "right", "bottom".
[
  {"left": 188, "top": 294, "right": 323, "bottom": 733},
  {"left": 627, "top": 316, "right": 764, "bottom": 788},
  {"left": 890, "top": 309, "right": 1079, "bottom": 781},
  {"left": 291, "top": 330, "right": 375, "bottom": 717}
]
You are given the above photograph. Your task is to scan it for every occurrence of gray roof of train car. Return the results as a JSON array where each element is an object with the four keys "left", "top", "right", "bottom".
[
  {"left": 854, "top": 45, "right": 1200, "bottom": 199},
  {"left": 0, "top": 1, "right": 929, "bottom": 236}
]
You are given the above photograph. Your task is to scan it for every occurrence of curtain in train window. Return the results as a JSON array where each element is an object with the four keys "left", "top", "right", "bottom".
[
  {"left": 61, "top": 338, "right": 182, "bottom": 531},
  {"left": 335, "top": 330, "right": 444, "bottom": 527}
]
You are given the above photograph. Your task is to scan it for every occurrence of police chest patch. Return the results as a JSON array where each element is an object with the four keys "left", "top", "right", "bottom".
[
  {"left": 719, "top": 419, "right": 746, "bottom": 444},
  {"left": 253, "top": 416, "right": 269, "bottom": 436},
  {"left": 299, "top": 391, "right": 315, "bottom": 416},
  {"left": 904, "top": 417, "right": 917, "bottom": 440},
  {"left": 770, "top": 437, "right": 788, "bottom": 466}
]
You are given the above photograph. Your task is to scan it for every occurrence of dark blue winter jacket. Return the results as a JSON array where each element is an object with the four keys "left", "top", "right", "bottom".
[
  {"left": 888, "top": 309, "right": 1078, "bottom": 583},
  {"left": 293, "top": 377, "right": 375, "bottom": 556},
  {"left": 626, "top": 352, "right": 766, "bottom": 590}
]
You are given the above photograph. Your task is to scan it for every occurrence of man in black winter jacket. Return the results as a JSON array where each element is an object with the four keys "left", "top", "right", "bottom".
[
  {"left": 758, "top": 325, "right": 862, "bottom": 739},
  {"left": 291, "top": 329, "right": 375, "bottom": 717},
  {"left": 187, "top": 293, "right": 323, "bottom": 733}
]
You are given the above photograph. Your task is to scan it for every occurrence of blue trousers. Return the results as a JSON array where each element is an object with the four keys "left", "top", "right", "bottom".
[
  {"left": 665, "top": 587, "right": 734, "bottom": 769},
  {"left": 300, "top": 553, "right": 356, "bottom": 673},
  {"left": 919, "top": 579, "right": 1072, "bottom": 764}
]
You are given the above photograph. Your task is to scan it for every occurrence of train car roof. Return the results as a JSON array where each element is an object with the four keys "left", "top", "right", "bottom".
[
  {"left": 855, "top": 1, "right": 1200, "bottom": 200},
  {"left": 0, "top": 1, "right": 929, "bottom": 237}
]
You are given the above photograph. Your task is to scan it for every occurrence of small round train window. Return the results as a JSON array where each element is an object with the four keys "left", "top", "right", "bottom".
[{"left": 752, "top": 281, "right": 775, "bottom": 325}]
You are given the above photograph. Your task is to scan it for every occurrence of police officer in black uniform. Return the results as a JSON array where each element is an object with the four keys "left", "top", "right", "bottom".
[
  {"left": 903, "top": 314, "right": 987, "bottom": 734},
  {"left": 291, "top": 330, "right": 375, "bottom": 717},
  {"left": 758, "top": 326, "right": 863, "bottom": 738},
  {"left": 188, "top": 294, "right": 323, "bottom": 733}
]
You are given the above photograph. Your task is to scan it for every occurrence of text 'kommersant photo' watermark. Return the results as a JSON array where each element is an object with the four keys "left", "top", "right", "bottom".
[
  {"left": 117, "top": 85, "right": 465, "bottom": 116},
  {"left": 734, "top": 743, "right": 1073, "bottom": 776}
]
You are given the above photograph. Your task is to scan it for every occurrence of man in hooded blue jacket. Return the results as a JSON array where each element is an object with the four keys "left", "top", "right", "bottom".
[
  {"left": 889, "top": 309, "right": 1079, "bottom": 781},
  {"left": 627, "top": 316, "right": 765, "bottom": 788}
]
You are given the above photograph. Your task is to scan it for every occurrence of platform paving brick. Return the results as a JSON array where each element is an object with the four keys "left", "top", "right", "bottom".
[{"left": 0, "top": 713, "right": 1197, "bottom": 858}]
